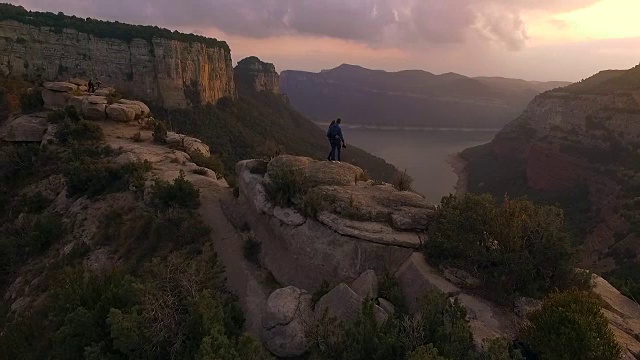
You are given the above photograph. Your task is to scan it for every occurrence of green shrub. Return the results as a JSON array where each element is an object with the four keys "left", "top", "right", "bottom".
[
  {"left": 426, "top": 193, "right": 586, "bottom": 302},
  {"left": 407, "top": 345, "right": 446, "bottom": 360},
  {"left": 150, "top": 171, "right": 200, "bottom": 209},
  {"left": 65, "top": 161, "right": 151, "bottom": 198},
  {"left": 19, "top": 88, "right": 43, "bottom": 113},
  {"left": 55, "top": 119, "right": 104, "bottom": 144},
  {"left": 192, "top": 167, "right": 208, "bottom": 176},
  {"left": 152, "top": 120, "right": 167, "bottom": 143},
  {"left": 416, "top": 291, "right": 476, "bottom": 359},
  {"left": 190, "top": 150, "right": 225, "bottom": 178},
  {"left": 523, "top": 290, "right": 621, "bottom": 360},
  {"left": 378, "top": 270, "right": 407, "bottom": 316},
  {"left": 392, "top": 169, "right": 414, "bottom": 192},
  {"left": 265, "top": 168, "right": 306, "bottom": 207},
  {"left": 29, "top": 214, "right": 64, "bottom": 254},
  {"left": 64, "top": 105, "right": 81, "bottom": 122},
  {"left": 47, "top": 109, "right": 66, "bottom": 124},
  {"left": 243, "top": 235, "right": 262, "bottom": 266},
  {"left": 19, "top": 192, "right": 52, "bottom": 214}
]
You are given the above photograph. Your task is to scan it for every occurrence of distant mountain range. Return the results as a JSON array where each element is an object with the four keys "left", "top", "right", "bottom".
[{"left": 280, "top": 64, "right": 570, "bottom": 129}]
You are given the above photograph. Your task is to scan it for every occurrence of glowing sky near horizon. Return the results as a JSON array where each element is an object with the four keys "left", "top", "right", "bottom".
[{"left": 6, "top": 0, "right": 640, "bottom": 81}]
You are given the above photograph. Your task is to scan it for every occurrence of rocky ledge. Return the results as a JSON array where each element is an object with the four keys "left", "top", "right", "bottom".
[
  {"left": 232, "top": 155, "right": 434, "bottom": 289},
  {"left": 42, "top": 80, "right": 151, "bottom": 122}
]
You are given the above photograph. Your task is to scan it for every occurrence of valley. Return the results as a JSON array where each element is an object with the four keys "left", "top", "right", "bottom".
[{"left": 1, "top": 3, "right": 639, "bottom": 360}]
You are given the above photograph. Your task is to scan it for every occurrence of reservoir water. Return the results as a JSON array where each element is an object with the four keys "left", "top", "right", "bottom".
[{"left": 343, "top": 126, "right": 498, "bottom": 204}]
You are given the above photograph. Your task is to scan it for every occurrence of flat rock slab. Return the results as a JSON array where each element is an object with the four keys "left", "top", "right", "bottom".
[
  {"left": 456, "top": 293, "right": 516, "bottom": 347},
  {"left": 273, "top": 206, "right": 306, "bottom": 226},
  {"left": 43, "top": 81, "right": 77, "bottom": 92},
  {"left": 1, "top": 115, "right": 49, "bottom": 142},
  {"left": 318, "top": 212, "right": 421, "bottom": 248}
]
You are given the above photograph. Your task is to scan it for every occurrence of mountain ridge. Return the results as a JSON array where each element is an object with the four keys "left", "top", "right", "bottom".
[{"left": 280, "top": 64, "right": 570, "bottom": 129}]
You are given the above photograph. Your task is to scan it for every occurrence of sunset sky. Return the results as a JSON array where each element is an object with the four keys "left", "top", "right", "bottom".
[{"left": 8, "top": 0, "right": 640, "bottom": 81}]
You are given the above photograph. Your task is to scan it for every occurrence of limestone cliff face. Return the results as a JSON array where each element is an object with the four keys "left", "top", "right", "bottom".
[
  {"left": 462, "top": 86, "right": 640, "bottom": 272},
  {"left": 234, "top": 56, "right": 280, "bottom": 94},
  {"left": 0, "top": 20, "right": 235, "bottom": 108}
]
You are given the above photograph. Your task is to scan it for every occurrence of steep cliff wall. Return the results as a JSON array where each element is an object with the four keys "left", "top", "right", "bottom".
[
  {"left": 0, "top": 20, "right": 235, "bottom": 108},
  {"left": 461, "top": 68, "right": 640, "bottom": 278},
  {"left": 234, "top": 56, "right": 280, "bottom": 94}
]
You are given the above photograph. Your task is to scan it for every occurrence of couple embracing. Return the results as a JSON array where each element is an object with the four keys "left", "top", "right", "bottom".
[{"left": 326, "top": 118, "right": 346, "bottom": 162}]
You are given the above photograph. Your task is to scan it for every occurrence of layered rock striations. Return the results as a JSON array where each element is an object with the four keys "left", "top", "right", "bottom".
[{"left": 0, "top": 20, "right": 235, "bottom": 108}]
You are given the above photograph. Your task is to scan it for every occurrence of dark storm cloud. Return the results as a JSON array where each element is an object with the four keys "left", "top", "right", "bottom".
[{"left": 12, "top": 0, "right": 602, "bottom": 49}]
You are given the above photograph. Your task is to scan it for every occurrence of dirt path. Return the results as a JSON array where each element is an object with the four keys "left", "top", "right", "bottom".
[{"left": 198, "top": 189, "right": 270, "bottom": 336}]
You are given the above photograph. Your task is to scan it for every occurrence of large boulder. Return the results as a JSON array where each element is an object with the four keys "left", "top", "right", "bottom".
[
  {"left": 591, "top": 274, "right": 640, "bottom": 357},
  {"left": 351, "top": 270, "right": 379, "bottom": 299},
  {"left": 106, "top": 103, "right": 136, "bottom": 122},
  {"left": 86, "top": 96, "right": 107, "bottom": 105},
  {"left": 395, "top": 253, "right": 460, "bottom": 313},
  {"left": 1, "top": 114, "right": 49, "bottom": 142},
  {"left": 304, "top": 161, "right": 363, "bottom": 187},
  {"left": 68, "top": 78, "right": 88, "bottom": 87},
  {"left": 68, "top": 96, "right": 85, "bottom": 112},
  {"left": 166, "top": 132, "right": 211, "bottom": 157},
  {"left": 267, "top": 155, "right": 314, "bottom": 175},
  {"left": 42, "top": 89, "right": 70, "bottom": 110},
  {"left": 82, "top": 101, "right": 107, "bottom": 120},
  {"left": 94, "top": 87, "right": 116, "bottom": 96},
  {"left": 118, "top": 99, "right": 150, "bottom": 118},
  {"left": 261, "top": 287, "right": 312, "bottom": 358},
  {"left": 456, "top": 294, "right": 516, "bottom": 348},
  {"left": 43, "top": 82, "right": 77, "bottom": 93},
  {"left": 314, "top": 283, "right": 388, "bottom": 323},
  {"left": 236, "top": 159, "right": 415, "bottom": 289}
]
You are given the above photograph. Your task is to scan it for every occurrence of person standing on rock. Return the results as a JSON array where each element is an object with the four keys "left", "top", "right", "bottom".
[
  {"left": 327, "top": 118, "right": 346, "bottom": 162},
  {"left": 326, "top": 120, "right": 336, "bottom": 161},
  {"left": 87, "top": 79, "right": 95, "bottom": 93}
]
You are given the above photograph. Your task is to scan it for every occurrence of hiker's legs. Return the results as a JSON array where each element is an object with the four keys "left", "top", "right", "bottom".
[
  {"left": 328, "top": 141, "right": 334, "bottom": 160},
  {"left": 330, "top": 142, "right": 338, "bottom": 161},
  {"left": 335, "top": 143, "right": 341, "bottom": 162}
]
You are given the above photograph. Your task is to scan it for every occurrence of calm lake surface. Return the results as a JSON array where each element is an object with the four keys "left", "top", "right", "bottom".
[{"left": 343, "top": 126, "right": 498, "bottom": 204}]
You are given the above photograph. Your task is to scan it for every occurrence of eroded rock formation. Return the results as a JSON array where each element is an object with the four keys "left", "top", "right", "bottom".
[
  {"left": 0, "top": 20, "right": 235, "bottom": 108},
  {"left": 234, "top": 56, "right": 280, "bottom": 94}
]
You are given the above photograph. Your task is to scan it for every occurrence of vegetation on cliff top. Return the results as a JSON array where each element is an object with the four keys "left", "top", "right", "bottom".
[
  {"left": 0, "top": 3, "right": 229, "bottom": 51},
  {"left": 156, "top": 89, "right": 397, "bottom": 182}
]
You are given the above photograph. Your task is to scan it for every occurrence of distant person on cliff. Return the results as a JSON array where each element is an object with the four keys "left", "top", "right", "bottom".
[
  {"left": 87, "top": 79, "right": 95, "bottom": 93},
  {"left": 327, "top": 118, "right": 346, "bottom": 162},
  {"left": 326, "top": 120, "right": 335, "bottom": 161}
]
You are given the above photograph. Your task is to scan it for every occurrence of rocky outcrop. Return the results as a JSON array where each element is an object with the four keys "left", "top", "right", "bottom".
[
  {"left": 592, "top": 274, "right": 640, "bottom": 357},
  {"left": 233, "top": 156, "right": 433, "bottom": 289},
  {"left": 461, "top": 84, "right": 640, "bottom": 273},
  {"left": 106, "top": 104, "right": 136, "bottom": 122},
  {"left": 262, "top": 271, "right": 392, "bottom": 357},
  {"left": 351, "top": 270, "right": 378, "bottom": 299},
  {"left": 314, "top": 283, "right": 388, "bottom": 324},
  {"left": 0, "top": 19, "right": 235, "bottom": 108},
  {"left": 261, "top": 287, "right": 312, "bottom": 358},
  {"left": 235, "top": 56, "right": 280, "bottom": 93},
  {"left": 0, "top": 113, "right": 48, "bottom": 142}
]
